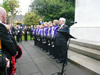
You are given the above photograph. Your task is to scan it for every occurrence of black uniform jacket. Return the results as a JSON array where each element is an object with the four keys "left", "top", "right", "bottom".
[
  {"left": 56, "top": 25, "right": 69, "bottom": 46},
  {"left": 0, "top": 23, "right": 17, "bottom": 60}
]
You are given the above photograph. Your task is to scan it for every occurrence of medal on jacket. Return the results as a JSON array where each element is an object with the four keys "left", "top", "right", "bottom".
[{"left": 0, "top": 40, "right": 2, "bottom": 57}]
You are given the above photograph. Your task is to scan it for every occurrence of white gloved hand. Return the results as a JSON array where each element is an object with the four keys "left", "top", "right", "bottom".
[{"left": 5, "top": 58, "right": 10, "bottom": 68}]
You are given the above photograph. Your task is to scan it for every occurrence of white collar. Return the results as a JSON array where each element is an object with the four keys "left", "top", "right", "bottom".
[
  {"left": 0, "top": 20, "right": 2, "bottom": 23},
  {"left": 61, "top": 24, "right": 64, "bottom": 26},
  {"left": 60, "top": 24, "right": 64, "bottom": 28}
]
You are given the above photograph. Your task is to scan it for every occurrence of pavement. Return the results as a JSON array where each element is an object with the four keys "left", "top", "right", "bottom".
[{"left": 16, "top": 40, "right": 91, "bottom": 75}]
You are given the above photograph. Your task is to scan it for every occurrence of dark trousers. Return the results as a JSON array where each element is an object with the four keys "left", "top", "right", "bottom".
[
  {"left": 19, "top": 35, "right": 22, "bottom": 42},
  {"left": 38, "top": 38, "right": 41, "bottom": 47},
  {"left": 39, "top": 38, "right": 42, "bottom": 48},
  {"left": 33, "top": 35, "right": 35, "bottom": 40},
  {"left": 30, "top": 35, "right": 33, "bottom": 40},
  {"left": 24, "top": 34, "right": 27, "bottom": 41},
  {"left": 55, "top": 45, "right": 61, "bottom": 59},
  {"left": 34, "top": 36, "right": 37, "bottom": 45},
  {"left": 50, "top": 38, "right": 56, "bottom": 56},
  {"left": 17, "top": 35, "right": 20, "bottom": 42},
  {"left": 45, "top": 39, "right": 48, "bottom": 52},
  {"left": 59, "top": 45, "right": 68, "bottom": 62}
]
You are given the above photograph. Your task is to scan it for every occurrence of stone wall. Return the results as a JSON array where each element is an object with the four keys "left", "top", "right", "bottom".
[{"left": 71, "top": 0, "right": 100, "bottom": 42}]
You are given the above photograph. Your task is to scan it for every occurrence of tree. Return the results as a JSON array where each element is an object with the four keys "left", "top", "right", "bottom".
[
  {"left": 24, "top": 12, "right": 42, "bottom": 26},
  {"left": 2, "top": 0, "right": 20, "bottom": 24},
  {"left": 30, "top": 0, "right": 75, "bottom": 27}
]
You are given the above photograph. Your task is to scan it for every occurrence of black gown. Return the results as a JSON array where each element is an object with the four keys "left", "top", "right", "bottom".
[
  {"left": 0, "top": 23, "right": 17, "bottom": 75},
  {"left": 24, "top": 28, "right": 28, "bottom": 41}
]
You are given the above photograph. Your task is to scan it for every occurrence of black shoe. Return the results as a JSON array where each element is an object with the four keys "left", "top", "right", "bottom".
[
  {"left": 56, "top": 59, "right": 62, "bottom": 63},
  {"left": 51, "top": 56, "right": 55, "bottom": 59},
  {"left": 49, "top": 55, "right": 53, "bottom": 58}
]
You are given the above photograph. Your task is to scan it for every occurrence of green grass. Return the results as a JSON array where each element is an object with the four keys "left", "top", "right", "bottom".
[
  {"left": 22, "top": 35, "right": 30, "bottom": 40},
  {"left": 15, "top": 34, "right": 31, "bottom": 41},
  {"left": 22, "top": 34, "right": 30, "bottom": 40}
]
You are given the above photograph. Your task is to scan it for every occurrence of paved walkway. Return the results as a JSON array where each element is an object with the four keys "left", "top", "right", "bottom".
[{"left": 16, "top": 40, "right": 91, "bottom": 75}]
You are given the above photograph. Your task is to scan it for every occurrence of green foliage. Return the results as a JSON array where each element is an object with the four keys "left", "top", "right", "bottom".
[
  {"left": 24, "top": 12, "right": 42, "bottom": 26},
  {"left": 30, "top": 0, "right": 75, "bottom": 27},
  {"left": 2, "top": 0, "right": 19, "bottom": 24},
  {"left": 2, "top": 0, "right": 19, "bottom": 16}
]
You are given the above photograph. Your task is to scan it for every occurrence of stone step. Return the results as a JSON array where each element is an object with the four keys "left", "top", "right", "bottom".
[
  {"left": 69, "top": 44, "right": 100, "bottom": 60},
  {"left": 70, "top": 39, "right": 100, "bottom": 51},
  {"left": 68, "top": 50, "right": 100, "bottom": 75}
]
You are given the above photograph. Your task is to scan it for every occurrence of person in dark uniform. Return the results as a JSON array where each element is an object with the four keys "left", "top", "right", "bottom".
[
  {"left": 0, "top": 7, "right": 17, "bottom": 75},
  {"left": 10, "top": 26, "right": 16, "bottom": 38},
  {"left": 55, "top": 18, "right": 69, "bottom": 63},
  {"left": 36, "top": 25, "right": 40, "bottom": 46},
  {"left": 24, "top": 26, "right": 28, "bottom": 41},
  {"left": 17, "top": 25, "right": 22, "bottom": 42},
  {"left": 16, "top": 26, "right": 20, "bottom": 42},
  {"left": 19, "top": 26, "right": 23, "bottom": 42},
  {"left": 30, "top": 25, "right": 34, "bottom": 40},
  {"left": 33, "top": 26, "right": 37, "bottom": 45},
  {"left": 33, "top": 26, "right": 35, "bottom": 41}
]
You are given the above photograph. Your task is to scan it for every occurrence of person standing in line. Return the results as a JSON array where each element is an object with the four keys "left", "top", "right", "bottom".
[
  {"left": 30, "top": 25, "right": 34, "bottom": 40},
  {"left": 55, "top": 18, "right": 69, "bottom": 63},
  {"left": 24, "top": 26, "right": 28, "bottom": 41},
  {"left": 0, "top": 7, "right": 17, "bottom": 75}
]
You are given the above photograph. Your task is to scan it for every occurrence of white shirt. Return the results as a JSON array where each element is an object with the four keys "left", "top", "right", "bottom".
[
  {"left": 60, "top": 24, "right": 64, "bottom": 29},
  {"left": 44, "top": 28, "right": 46, "bottom": 37},
  {"left": 51, "top": 26, "right": 55, "bottom": 38}
]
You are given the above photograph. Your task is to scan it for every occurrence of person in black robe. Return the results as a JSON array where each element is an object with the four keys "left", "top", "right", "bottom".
[
  {"left": 11, "top": 26, "right": 16, "bottom": 38},
  {"left": 30, "top": 25, "right": 34, "bottom": 40},
  {"left": 16, "top": 25, "right": 22, "bottom": 42},
  {"left": 24, "top": 26, "right": 28, "bottom": 41}
]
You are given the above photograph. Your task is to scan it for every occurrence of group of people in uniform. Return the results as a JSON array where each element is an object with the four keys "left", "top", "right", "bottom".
[
  {"left": 33, "top": 18, "right": 70, "bottom": 63},
  {"left": 24, "top": 25, "right": 34, "bottom": 41},
  {"left": 9, "top": 18, "right": 70, "bottom": 64},
  {"left": 10, "top": 25, "right": 34, "bottom": 42},
  {"left": 0, "top": 5, "right": 74, "bottom": 75}
]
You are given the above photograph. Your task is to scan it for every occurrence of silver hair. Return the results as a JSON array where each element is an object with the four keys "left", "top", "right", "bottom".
[
  {"left": 0, "top": 7, "right": 6, "bottom": 14},
  {"left": 59, "top": 18, "right": 66, "bottom": 24}
]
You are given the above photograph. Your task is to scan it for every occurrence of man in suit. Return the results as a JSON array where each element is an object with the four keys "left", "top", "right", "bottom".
[
  {"left": 0, "top": 7, "right": 17, "bottom": 75},
  {"left": 55, "top": 18, "right": 69, "bottom": 63}
]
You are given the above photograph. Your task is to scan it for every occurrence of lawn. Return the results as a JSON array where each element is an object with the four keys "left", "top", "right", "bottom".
[
  {"left": 22, "top": 34, "right": 30, "bottom": 40},
  {"left": 15, "top": 34, "right": 31, "bottom": 41}
]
